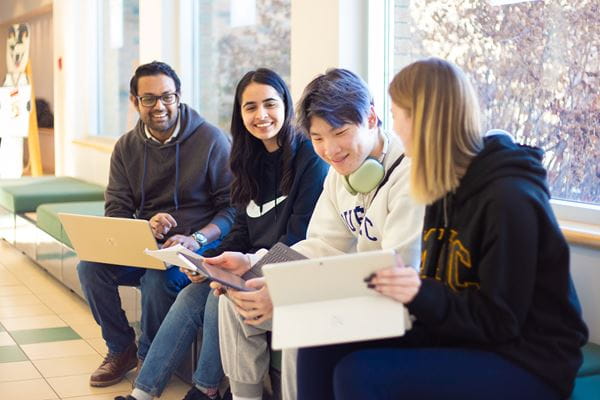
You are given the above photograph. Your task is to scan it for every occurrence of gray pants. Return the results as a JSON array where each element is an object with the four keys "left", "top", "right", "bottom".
[
  {"left": 218, "top": 296, "right": 297, "bottom": 399},
  {"left": 281, "top": 348, "right": 297, "bottom": 400}
]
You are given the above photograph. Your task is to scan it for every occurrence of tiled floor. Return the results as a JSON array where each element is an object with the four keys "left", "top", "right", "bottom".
[{"left": 0, "top": 240, "right": 192, "bottom": 399}]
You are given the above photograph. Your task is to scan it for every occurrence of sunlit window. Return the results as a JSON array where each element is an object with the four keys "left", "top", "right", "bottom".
[
  {"left": 97, "top": 0, "right": 139, "bottom": 137},
  {"left": 193, "top": 0, "right": 291, "bottom": 132},
  {"left": 392, "top": 0, "right": 599, "bottom": 205}
]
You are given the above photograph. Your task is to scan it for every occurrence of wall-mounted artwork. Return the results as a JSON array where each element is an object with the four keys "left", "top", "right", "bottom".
[{"left": 0, "top": 23, "right": 32, "bottom": 178}]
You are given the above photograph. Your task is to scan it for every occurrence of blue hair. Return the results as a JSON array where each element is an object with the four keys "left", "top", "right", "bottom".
[{"left": 296, "top": 68, "right": 379, "bottom": 134}]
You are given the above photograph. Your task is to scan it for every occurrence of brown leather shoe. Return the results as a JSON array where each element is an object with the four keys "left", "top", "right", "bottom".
[{"left": 90, "top": 343, "right": 138, "bottom": 387}]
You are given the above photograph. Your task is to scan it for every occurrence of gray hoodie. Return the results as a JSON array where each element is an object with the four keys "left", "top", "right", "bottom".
[{"left": 105, "top": 103, "right": 235, "bottom": 238}]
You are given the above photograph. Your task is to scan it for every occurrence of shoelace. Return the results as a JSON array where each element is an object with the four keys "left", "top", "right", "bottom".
[{"left": 99, "top": 352, "right": 119, "bottom": 366}]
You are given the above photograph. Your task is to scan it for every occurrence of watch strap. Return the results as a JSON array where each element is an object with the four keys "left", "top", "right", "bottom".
[{"left": 192, "top": 231, "right": 208, "bottom": 247}]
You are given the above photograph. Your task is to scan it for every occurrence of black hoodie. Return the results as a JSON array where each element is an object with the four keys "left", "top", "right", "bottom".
[
  {"left": 407, "top": 134, "right": 588, "bottom": 397},
  {"left": 203, "top": 138, "right": 329, "bottom": 257},
  {"left": 105, "top": 104, "right": 236, "bottom": 239}
]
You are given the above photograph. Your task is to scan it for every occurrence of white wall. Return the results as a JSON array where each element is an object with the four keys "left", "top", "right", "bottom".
[
  {"left": 53, "top": 0, "right": 102, "bottom": 181},
  {"left": 0, "top": 0, "right": 52, "bottom": 23},
  {"left": 571, "top": 246, "right": 600, "bottom": 343},
  {"left": 290, "top": 0, "right": 368, "bottom": 101}
]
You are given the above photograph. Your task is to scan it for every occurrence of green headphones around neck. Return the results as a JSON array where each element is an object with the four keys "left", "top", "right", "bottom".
[{"left": 342, "top": 132, "right": 389, "bottom": 196}]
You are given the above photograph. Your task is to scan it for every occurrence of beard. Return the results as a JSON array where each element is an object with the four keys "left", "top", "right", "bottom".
[{"left": 143, "top": 110, "right": 178, "bottom": 134}]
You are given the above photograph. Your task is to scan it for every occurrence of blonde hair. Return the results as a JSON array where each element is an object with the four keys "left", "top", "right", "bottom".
[{"left": 388, "top": 58, "right": 483, "bottom": 204}]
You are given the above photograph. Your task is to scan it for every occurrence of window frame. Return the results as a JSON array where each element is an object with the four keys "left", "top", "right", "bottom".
[
  {"left": 95, "top": 0, "right": 140, "bottom": 138},
  {"left": 367, "top": 0, "right": 600, "bottom": 226}
]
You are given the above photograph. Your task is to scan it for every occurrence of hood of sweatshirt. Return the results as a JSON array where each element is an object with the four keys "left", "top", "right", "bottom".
[
  {"left": 134, "top": 104, "right": 206, "bottom": 214},
  {"left": 453, "top": 133, "right": 549, "bottom": 207}
]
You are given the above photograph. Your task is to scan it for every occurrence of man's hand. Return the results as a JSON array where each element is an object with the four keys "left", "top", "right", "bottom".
[
  {"left": 163, "top": 234, "right": 199, "bottom": 252},
  {"left": 180, "top": 267, "right": 207, "bottom": 283},
  {"left": 227, "top": 278, "right": 273, "bottom": 326},
  {"left": 149, "top": 213, "right": 177, "bottom": 240},
  {"left": 203, "top": 252, "right": 251, "bottom": 276}
]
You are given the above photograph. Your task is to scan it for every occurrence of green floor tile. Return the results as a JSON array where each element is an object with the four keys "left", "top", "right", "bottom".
[
  {"left": 0, "top": 345, "right": 28, "bottom": 362},
  {"left": 10, "top": 326, "right": 81, "bottom": 345}
]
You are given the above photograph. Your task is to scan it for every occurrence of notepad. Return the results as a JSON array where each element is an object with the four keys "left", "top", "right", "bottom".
[{"left": 144, "top": 244, "right": 203, "bottom": 271}]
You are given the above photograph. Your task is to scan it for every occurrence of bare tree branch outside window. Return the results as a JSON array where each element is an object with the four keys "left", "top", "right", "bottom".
[
  {"left": 394, "top": 0, "right": 599, "bottom": 204},
  {"left": 196, "top": 0, "right": 290, "bottom": 134}
]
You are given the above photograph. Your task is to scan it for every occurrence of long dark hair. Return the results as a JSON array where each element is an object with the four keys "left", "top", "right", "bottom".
[{"left": 230, "top": 68, "right": 299, "bottom": 206}]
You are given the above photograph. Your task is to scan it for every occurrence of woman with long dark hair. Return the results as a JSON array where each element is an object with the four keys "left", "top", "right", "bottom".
[{"left": 118, "top": 68, "right": 328, "bottom": 400}]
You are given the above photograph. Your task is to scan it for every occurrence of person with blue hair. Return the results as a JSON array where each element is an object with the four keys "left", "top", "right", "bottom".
[{"left": 207, "top": 68, "right": 424, "bottom": 400}]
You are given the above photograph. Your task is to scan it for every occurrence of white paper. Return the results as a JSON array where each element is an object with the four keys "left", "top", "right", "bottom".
[{"left": 144, "top": 244, "right": 203, "bottom": 271}]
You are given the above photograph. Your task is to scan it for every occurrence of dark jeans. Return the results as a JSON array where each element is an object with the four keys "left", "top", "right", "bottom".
[
  {"left": 297, "top": 341, "right": 560, "bottom": 400},
  {"left": 76, "top": 240, "right": 220, "bottom": 359}
]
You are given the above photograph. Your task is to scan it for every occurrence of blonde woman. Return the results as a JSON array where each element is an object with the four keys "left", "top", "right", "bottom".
[{"left": 296, "top": 58, "right": 587, "bottom": 400}]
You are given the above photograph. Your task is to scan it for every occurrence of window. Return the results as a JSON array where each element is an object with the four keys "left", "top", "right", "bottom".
[
  {"left": 192, "top": 0, "right": 291, "bottom": 133},
  {"left": 390, "top": 0, "right": 599, "bottom": 205},
  {"left": 97, "top": 0, "right": 139, "bottom": 137}
]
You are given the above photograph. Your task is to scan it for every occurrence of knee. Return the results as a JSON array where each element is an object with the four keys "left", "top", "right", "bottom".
[
  {"left": 174, "top": 282, "right": 210, "bottom": 310},
  {"left": 141, "top": 269, "right": 189, "bottom": 298},
  {"left": 333, "top": 352, "right": 371, "bottom": 395},
  {"left": 77, "top": 260, "right": 91, "bottom": 280},
  {"left": 139, "top": 270, "right": 165, "bottom": 293},
  {"left": 77, "top": 261, "right": 105, "bottom": 287}
]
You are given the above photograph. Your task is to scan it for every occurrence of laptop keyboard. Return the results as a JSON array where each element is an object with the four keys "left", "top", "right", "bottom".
[{"left": 243, "top": 242, "right": 307, "bottom": 279}]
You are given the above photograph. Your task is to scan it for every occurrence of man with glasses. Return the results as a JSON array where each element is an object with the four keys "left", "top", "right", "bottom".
[{"left": 77, "top": 61, "right": 235, "bottom": 388}]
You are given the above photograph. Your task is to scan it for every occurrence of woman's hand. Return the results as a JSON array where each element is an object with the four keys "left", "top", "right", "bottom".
[
  {"left": 209, "top": 281, "right": 227, "bottom": 297},
  {"left": 223, "top": 278, "right": 272, "bottom": 326},
  {"left": 203, "top": 252, "right": 251, "bottom": 276},
  {"left": 180, "top": 267, "right": 207, "bottom": 283},
  {"left": 368, "top": 254, "right": 421, "bottom": 304}
]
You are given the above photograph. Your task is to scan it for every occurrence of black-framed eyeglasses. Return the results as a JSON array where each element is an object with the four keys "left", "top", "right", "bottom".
[{"left": 136, "top": 92, "right": 179, "bottom": 107}]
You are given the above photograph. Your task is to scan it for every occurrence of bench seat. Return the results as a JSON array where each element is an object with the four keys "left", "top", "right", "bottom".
[
  {"left": 0, "top": 176, "right": 104, "bottom": 213},
  {"left": 36, "top": 201, "right": 105, "bottom": 247},
  {"left": 573, "top": 342, "right": 600, "bottom": 399}
]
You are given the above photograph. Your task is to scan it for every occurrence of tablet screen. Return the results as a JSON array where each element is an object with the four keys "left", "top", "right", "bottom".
[{"left": 178, "top": 253, "right": 255, "bottom": 292}]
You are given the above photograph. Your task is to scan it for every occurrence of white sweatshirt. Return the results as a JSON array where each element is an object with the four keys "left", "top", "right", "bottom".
[{"left": 291, "top": 132, "right": 424, "bottom": 267}]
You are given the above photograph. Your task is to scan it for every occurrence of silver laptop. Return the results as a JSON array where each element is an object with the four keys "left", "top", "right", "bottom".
[
  {"left": 262, "top": 248, "right": 410, "bottom": 350},
  {"left": 58, "top": 213, "right": 166, "bottom": 269}
]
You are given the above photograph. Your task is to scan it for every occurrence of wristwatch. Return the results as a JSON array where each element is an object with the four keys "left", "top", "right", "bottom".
[{"left": 191, "top": 231, "right": 208, "bottom": 248}]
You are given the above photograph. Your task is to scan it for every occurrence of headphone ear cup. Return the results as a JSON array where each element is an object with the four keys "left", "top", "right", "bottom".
[
  {"left": 342, "top": 175, "right": 358, "bottom": 195},
  {"left": 347, "top": 158, "right": 385, "bottom": 194}
]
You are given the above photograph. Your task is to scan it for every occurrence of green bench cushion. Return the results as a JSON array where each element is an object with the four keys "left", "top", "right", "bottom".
[
  {"left": 572, "top": 375, "right": 600, "bottom": 400},
  {"left": 36, "top": 201, "right": 105, "bottom": 247},
  {"left": 579, "top": 342, "right": 600, "bottom": 377},
  {"left": 0, "top": 177, "right": 105, "bottom": 213},
  {"left": 571, "top": 342, "right": 600, "bottom": 399}
]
